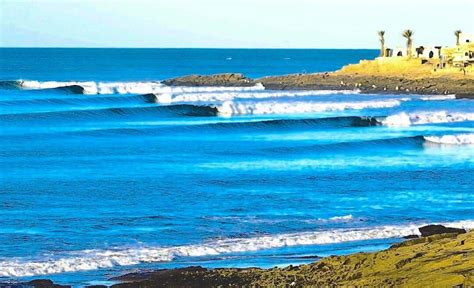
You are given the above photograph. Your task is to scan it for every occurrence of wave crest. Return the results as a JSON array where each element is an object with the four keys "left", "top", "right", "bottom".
[
  {"left": 1, "top": 220, "right": 472, "bottom": 277},
  {"left": 382, "top": 111, "right": 474, "bottom": 126},
  {"left": 153, "top": 89, "right": 361, "bottom": 104},
  {"left": 424, "top": 134, "right": 474, "bottom": 145},
  {"left": 217, "top": 100, "right": 401, "bottom": 116},
  {"left": 4, "top": 80, "right": 266, "bottom": 95}
]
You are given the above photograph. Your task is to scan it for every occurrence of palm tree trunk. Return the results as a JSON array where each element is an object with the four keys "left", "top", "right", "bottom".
[{"left": 407, "top": 40, "right": 412, "bottom": 58}]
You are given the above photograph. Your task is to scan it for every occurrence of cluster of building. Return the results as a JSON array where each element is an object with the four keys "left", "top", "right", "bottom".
[{"left": 384, "top": 33, "right": 474, "bottom": 68}]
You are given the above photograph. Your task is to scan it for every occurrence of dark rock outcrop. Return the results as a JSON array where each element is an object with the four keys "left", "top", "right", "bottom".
[
  {"left": 110, "top": 266, "right": 259, "bottom": 288},
  {"left": 419, "top": 225, "right": 466, "bottom": 237},
  {"left": 162, "top": 73, "right": 255, "bottom": 87},
  {"left": 162, "top": 72, "right": 474, "bottom": 98}
]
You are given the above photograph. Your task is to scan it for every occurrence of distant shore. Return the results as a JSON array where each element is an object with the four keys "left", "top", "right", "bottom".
[
  {"left": 162, "top": 72, "right": 474, "bottom": 99},
  {"left": 162, "top": 56, "right": 474, "bottom": 99}
]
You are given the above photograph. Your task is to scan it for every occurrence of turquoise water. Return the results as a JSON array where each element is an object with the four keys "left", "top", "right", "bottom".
[{"left": 0, "top": 49, "right": 473, "bottom": 286}]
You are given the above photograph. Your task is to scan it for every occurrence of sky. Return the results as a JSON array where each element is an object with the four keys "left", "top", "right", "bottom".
[{"left": 1, "top": 0, "right": 473, "bottom": 48}]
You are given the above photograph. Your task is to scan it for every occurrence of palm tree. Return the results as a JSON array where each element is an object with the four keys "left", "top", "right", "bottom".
[
  {"left": 455, "top": 30, "right": 462, "bottom": 45},
  {"left": 378, "top": 31, "right": 386, "bottom": 57},
  {"left": 402, "top": 30, "right": 414, "bottom": 58}
]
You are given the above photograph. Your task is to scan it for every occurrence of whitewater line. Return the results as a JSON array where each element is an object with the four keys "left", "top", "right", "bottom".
[{"left": 1, "top": 220, "right": 473, "bottom": 277}]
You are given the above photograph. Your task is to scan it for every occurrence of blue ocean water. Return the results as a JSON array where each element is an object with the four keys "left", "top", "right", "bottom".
[{"left": 0, "top": 48, "right": 473, "bottom": 286}]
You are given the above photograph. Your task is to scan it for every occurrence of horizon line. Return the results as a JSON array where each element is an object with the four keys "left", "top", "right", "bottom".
[{"left": 0, "top": 46, "right": 379, "bottom": 50}]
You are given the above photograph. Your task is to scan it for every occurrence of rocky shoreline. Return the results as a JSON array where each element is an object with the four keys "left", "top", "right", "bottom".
[
  {"left": 162, "top": 72, "right": 474, "bottom": 99},
  {"left": 5, "top": 225, "right": 472, "bottom": 288}
]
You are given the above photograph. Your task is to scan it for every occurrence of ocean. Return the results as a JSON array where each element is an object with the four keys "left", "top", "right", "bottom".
[{"left": 0, "top": 48, "right": 473, "bottom": 286}]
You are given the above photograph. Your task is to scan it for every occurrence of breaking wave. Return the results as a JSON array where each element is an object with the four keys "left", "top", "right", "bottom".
[
  {"left": 382, "top": 111, "right": 474, "bottom": 126},
  {"left": 424, "top": 134, "right": 474, "bottom": 145},
  {"left": 217, "top": 100, "right": 401, "bottom": 116},
  {"left": 0, "top": 80, "right": 266, "bottom": 95},
  {"left": 0, "top": 104, "right": 218, "bottom": 121},
  {"left": 419, "top": 95, "right": 456, "bottom": 101},
  {"left": 152, "top": 90, "right": 361, "bottom": 104},
  {"left": 328, "top": 215, "right": 353, "bottom": 221},
  {"left": 1, "top": 220, "right": 472, "bottom": 277}
]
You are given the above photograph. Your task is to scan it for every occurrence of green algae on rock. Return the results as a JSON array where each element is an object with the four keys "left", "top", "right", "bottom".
[{"left": 107, "top": 231, "right": 474, "bottom": 288}]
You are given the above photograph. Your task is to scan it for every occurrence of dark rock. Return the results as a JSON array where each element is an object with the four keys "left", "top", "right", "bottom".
[
  {"left": 17, "top": 280, "right": 71, "bottom": 288},
  {"left": 110, "top": 266, "right": 259, "bottom": 288},
  {"left": 162, "top": 73, "right": 255, "bottom": 87},
  {"left": 403, "top": 234, "right": 420, "bottom": 239},
  {"left": 455, "top": 93, "right": 474, "bottom": 99},
  {"left": 418, "top": 225, "right": 466, "bottom": 237},
  {"left": 0, "top": 283, "right": 34, "bottom": 288},
  {"left": 160, "top": 72, "right": 474, "bottom": 98}
]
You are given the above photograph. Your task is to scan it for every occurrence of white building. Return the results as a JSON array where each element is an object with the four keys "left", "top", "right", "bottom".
[
  {"left": 392, "top": 47, "right": 408, "bottom": 57},
  {"left": 418, "top": 46, "right": 441, "bottom": 59}
]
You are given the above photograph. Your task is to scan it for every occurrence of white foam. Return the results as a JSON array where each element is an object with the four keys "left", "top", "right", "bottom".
[
  {"left": 2, "top": 220, "right": 472, "bottom": 277},
  {"left": 153, "top": 89, "right": 361, "bottom": 104},
  {"left": 217, "top": 99, "right": 401, "bottom": 116},
  {"left": 16, "top": 80, "right": 266, "bottom": 95},
  {"left": 424, "top": 134, "right": 474, "bottom": 145},
  {"left": 382, "top": 111, "right": 474, "bottom": 126},
  {"left": 329, "top": 215, "right": 353, "bottom": 221},
  {"left": 420, "top": 95, "right": 456, "bottom": 101}
]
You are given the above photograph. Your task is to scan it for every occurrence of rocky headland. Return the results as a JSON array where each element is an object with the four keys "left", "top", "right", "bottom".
[
  {"left": 6, "top": 225, "right": 473, "bottom": 288},
  {"left": 161, "top": 58, "right": 474, "bottom": 99}
]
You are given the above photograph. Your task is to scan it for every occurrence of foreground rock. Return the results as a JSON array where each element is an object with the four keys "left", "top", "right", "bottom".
[
  {"left": 419, "top": 224, "right": 466, "bottom": 237},
  {"left": 0, "top": 279, "right": 72, "bottom": 288},
  {"left": 8, "top": 226, "right": 473, "bottom": 287},
  {"left": 109, "top": 229, "right": 474, "bottom": 287}
]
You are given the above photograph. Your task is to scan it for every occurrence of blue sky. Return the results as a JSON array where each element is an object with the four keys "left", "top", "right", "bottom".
[{"left": 1, "top": 0, "right": 473, "bottom": 48}]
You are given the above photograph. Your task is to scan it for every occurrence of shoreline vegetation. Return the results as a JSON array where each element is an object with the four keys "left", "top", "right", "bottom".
[{"left": 9, "top": 225, "right": 473, "bottom": 288}]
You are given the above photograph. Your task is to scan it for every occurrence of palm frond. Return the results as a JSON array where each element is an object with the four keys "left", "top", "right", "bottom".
[{"left": 402, "top": 29, "right": 414, "bottom": 39}]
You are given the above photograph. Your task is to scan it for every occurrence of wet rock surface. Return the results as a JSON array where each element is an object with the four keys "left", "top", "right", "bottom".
[{"left": 15, "top": 228, "right": 474, "bottom": 288}]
